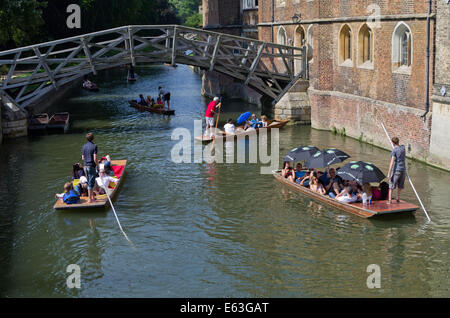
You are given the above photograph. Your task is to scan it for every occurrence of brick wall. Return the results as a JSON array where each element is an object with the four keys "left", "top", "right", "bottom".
[{"left": 257, "top": 0, "right": 439, "bottom": 165}]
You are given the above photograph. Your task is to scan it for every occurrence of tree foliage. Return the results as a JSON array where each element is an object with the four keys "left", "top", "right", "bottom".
[
  {"left": 0, "top": 0, "right": 179, "bottom": 50},
  {"left": 0, "top": 0, "right": 46, "bottom": 48},
  {"left": 168, "top": 0, "right": 202, "bottom": 27}
]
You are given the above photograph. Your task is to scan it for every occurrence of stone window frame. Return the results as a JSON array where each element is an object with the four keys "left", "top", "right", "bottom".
[
  {"left": 338, "top": 24, "right": 353, "bottom": 67},
  {"left": 392, "top": 22, "right": 413, "bottom": 75},
  {"left": 243, "top": 0, "right": 258, "bottom": 10},
  {"left": 277, "top": 26, "right": 287, "bottom": 46},
  {"left": 357, "top": 23, "right": 374, "bottom": 70}
]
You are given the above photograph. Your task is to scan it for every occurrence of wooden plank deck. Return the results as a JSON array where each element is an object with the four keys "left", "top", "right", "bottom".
[{"left": 54, "top": 160, "right": 127, "bottom": 210}]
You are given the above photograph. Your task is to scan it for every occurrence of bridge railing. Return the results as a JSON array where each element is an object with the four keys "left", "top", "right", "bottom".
[{"left": 0, "top": 25, "right": 306, "bottom": 109}]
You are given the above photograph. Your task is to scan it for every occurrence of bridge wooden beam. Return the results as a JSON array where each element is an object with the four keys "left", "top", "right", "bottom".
[
  {"left": 209, "top": 35, "right": 222, "bottom": 71},
  {"left": 245, "top": 43, "right": 265, "bottom": 86},
  {"left": 81, "top": 37, "right": 97, "bottom": 75},
  {"left": 33, "top": 46, "right": 58, "bottom": 90},
  {"left": 171, "top": 26, "right": 177, "bottom": 66}
]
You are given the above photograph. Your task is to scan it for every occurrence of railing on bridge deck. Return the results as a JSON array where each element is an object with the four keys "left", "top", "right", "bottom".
[{"left": 0, "top": 25, "right": 306, "bottom": 109}]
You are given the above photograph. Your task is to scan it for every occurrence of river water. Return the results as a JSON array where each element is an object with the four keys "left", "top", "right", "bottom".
[{"left": 0, "top": 65, "right": 449, "bottom": 298}]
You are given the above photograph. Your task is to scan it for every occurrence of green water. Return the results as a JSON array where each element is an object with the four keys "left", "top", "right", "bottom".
[{"left": 0, "top": 65, "right": 449, "bottom": 297}]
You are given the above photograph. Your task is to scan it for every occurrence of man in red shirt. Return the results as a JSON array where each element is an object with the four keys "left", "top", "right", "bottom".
[{"left": 205, "top": 97, "right": 221, "bottom": 138}]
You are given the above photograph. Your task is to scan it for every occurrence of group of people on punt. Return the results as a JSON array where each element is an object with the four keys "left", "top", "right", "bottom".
[
  {"left": 282, "top": 162, "right": 389, "bottom": 204},
  {"left": 223, "top": 114, "right": 268, "bottom": 135},
  {"left": 204, "top": 97, "right": 269, "bottom": 138},
  {"left": 136, "top": 86, "right": 171, "bottom": 110},
  {"left": 55, "top": 133, "right": 119, "bottom": 205}
]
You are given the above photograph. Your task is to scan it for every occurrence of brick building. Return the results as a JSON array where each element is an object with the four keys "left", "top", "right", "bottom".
[
  {"left": 201, "top": 0, "right": 262, "bottom": 105},
  {"left": 202, "top": 0, "right": 450, "bottom": 170}
]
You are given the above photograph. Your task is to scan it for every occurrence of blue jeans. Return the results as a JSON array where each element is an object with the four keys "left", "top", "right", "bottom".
[{"left": 84, "top": 166, "right": 97, "bottom": 190}]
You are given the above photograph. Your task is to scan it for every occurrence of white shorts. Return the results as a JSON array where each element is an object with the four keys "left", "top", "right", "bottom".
[{"left": 205, "top": 117, "right": 214, "bottom": 127}]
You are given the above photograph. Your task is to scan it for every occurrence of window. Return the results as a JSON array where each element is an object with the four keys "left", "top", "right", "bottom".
[
  {"left": 243, "top": 0, "right": 258, "bottom": 9},
  {"left": 392, "top": 22, "right": 412, "bottom": 71},
  {"left": 358, "top": 24, "right": 373, "bottom": 66},
  {"left": 401, "top": 31, "right": 411, "bottom": 66},
  {"left": 277, "top": 27, "right": 287, "bottom": 46},
  {"left": 339, "top": 24, "right": 352, "bottom": 65},
  {"left": 295, "top": 26, "right": 305, "bottom": 47}
]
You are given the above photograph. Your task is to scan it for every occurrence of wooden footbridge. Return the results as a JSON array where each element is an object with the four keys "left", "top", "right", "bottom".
[{"left": 0, "top": 25, "right": 306, "bottom": 109}]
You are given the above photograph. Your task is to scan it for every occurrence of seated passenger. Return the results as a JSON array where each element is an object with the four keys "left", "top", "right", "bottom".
[
  {"left": 260, "top": 115, "right": 268, "bottom": 128},
  {"left": 335, "top": 186, "right": 358, "bottom": 203},
  {"left": 74, "top": 176, "right": 89, "bottom": 197},
  {"left": 300, "top": 170, "right": 317, "bottom": 187},
  {"left": 96, "top": 167, "right": 118, "bottom": 195},
  {"left": 282, "top": 161, "right": 295, "bottom": 181},
  {"left": 294, "top": 163, "right": 307, "bottom": 184},
  {"left": 224, "top": 118, "right": 236, "bottom": 135},
  {"left": 55, "top": 182, "right": 80, "bottom": 204},
  {"left": 146, "top": 96, "right": 154, "bottom": 106},
  {"left": 244, "top": 114, "right": 259, "bottom": 130},
  {"left": 99, "top": 155, "right": 113, "bottom": 175},
  {"left": 309, "top": 176, "right": 326, "bottom": 195},
  {"left": 371, "top": 181, "right": 389, "bottom": 201},
  {"left": 362, "top": 183, "right": 373, "bottom": 201},
  {"left": 324, "top": 168, "right": 343, "bottom": 198},
  {"left": 137, "top": 94, "right": 147, "bottom": 106},
  {"left": 72, "top": 163, "right": 85, "bottom": 180}
]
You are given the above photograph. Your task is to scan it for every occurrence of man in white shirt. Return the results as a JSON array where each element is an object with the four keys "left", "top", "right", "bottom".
[{"left": 224, "top": 118, "right": 235, "bottom": 135}]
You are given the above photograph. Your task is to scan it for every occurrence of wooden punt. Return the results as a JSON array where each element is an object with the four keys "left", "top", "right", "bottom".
[
  {"left": 83, "top": 84, "right": 99, "bottom": 92},
  {"left": 195, "top": 119, "right": 290, "bottom": 143},
  {"left": 273, "top": 171, "right": 418, "bottom": 218},
  {"left": 129, "top": 100, "right": 175, "bottom": 115},
  {"left": 48, "top": 112, "right": 70, "bottom": 132},
  {"left": 28, "top": 113, "right": 49, "bottom": 132},
  {"left": 54, "top": 160, "right": 127, "bottom": 210}
]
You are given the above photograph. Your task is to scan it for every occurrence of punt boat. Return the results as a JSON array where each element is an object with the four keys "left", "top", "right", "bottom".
[
  {"left": 54, "top": 160, "right": 127, "bottom": 210},
  {"left": 83, "top": 84, "right": 99, "bottom": 92},
  {"left": 195, "top": 119, "right": 290, "bottom": 143},
  {"left": 48, "top": 112, "right": 70, "bottom": 132},
  {"left": 28, "top": 113, "right": 49, "bottom": 132},
  {"left": 273, "top": 171, "right": 419, "bottom": 218},
  {"left": 129, "top": 100, "right": 175, "bottom": 115}
]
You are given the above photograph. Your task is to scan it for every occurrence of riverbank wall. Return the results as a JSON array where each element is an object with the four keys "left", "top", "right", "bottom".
[{"left": 1, "top": 79, "right": 80, "bottom": 141}]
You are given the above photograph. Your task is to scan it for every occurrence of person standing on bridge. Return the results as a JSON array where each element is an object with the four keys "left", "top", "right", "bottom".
[
  {"left": 205, "top": 97, "right": 221, "bottom": 138},
  {"left": 82, "top": 133, "right": 98, "bottom": 203},
  {"left": 158, "top": 86, "right": 171, "bottom": 110}
]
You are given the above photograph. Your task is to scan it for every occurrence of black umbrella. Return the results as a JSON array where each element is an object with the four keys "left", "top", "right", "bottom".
[
  {"left": 337, "top": 161, "right": 386, "bottom": 184},
  {"left": 305, "top": 148, "right": 350, "bottom": 168},
  {"left": 284, "top": 146, "right": 320, "bottom": 162}
]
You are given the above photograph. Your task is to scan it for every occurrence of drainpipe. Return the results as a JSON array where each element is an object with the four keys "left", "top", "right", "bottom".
[
  {"left": 421, "top": 0, "right": 432, "bottom": 120},
  {"left": 271, "top": 0, "right": 275, "bottom": 53}
]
